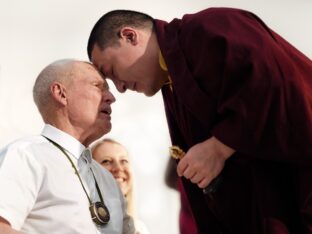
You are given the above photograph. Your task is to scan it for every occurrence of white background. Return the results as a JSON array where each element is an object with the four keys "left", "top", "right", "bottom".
[{"left": 0, "top": 1, "right": 311, "bottom": 233}]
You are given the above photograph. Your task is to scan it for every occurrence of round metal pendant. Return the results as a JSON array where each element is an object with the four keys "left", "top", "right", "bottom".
[{"left": 89, "top": 201, "right": 110, "bottom": 225}]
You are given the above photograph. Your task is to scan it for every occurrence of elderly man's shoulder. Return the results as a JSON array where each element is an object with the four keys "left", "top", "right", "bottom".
[
  {"left": 1, "top": 135, "right": 45, "bottom": 153},
  {"left": 91, "top": 159, "right": 115, "bottom": 179},
  {"left": 91, "top": 160, "right": 121, "bottom": 190},
  {"left": 0, "top": 135, "right": 49, "bottom": 162}
]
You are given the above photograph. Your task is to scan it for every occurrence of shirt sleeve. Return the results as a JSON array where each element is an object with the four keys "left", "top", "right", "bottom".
[{"left": 0, "top": 144, "right": 43, "bottom": 229}]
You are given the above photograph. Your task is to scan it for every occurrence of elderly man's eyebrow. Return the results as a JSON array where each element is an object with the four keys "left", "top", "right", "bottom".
[{"left": 103, "top": 80, "right": 110, "bottom": 90}]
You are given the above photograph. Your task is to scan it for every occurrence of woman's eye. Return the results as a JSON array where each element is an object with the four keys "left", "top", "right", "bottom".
[
  {"left": 121, "top": 159, "right": 129, "bottom": 165},
  {"left": 101, "top": 159, "right": 111, "bottom": 165}
]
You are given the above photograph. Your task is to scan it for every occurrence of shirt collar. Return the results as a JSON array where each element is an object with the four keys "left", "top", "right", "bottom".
[{"left": 41, "top": 124, "right": 86, "bottom": 160}]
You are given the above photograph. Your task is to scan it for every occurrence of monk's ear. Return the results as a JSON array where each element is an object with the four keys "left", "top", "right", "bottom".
[
  {"left": 50, "top": 82, "right": 67, "bottom": 105},
  {"left": 119, "top": 27, "right": 138, "bottom": 45}
]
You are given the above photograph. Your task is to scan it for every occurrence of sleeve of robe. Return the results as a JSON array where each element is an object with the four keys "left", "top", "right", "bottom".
[{"left": 178, "top": 8, "right": 312, "bottom": 164}]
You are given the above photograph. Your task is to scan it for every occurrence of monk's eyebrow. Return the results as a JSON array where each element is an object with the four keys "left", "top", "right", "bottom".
[{"left": 98, "top": 64, "right": 107, "bottom": 77}]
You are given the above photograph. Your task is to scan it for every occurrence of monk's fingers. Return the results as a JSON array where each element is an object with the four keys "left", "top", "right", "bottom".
[
  {"left": 182, "top": 166, "right": 196, "bottom": 179},
  {"left": 190, "top": 173, "right": 204, "bottom": 184},
  {"left": 177, "top": 158, "right": 188, "bottom": 177},
  {"left": 197, "top": 176, "right": 213, "bottom": 189}
]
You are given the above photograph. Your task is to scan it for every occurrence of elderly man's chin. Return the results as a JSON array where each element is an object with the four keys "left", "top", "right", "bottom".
[
  {"left": 101, "top": 122, "right": 112, "bottom": 134},
  {"left": 93, "top": 122, "right": 112, "bottom": 138}
]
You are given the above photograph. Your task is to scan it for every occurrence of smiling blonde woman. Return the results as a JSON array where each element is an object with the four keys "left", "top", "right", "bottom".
[{"left": 91, "top": 139, "right": 150, "bottom": 234}]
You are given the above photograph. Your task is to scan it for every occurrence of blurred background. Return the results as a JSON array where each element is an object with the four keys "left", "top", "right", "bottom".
[{"left": 0, "top": 0, "right": 311, "bottom": 233}]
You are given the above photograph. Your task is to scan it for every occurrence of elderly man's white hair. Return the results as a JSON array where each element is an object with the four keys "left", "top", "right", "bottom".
[{"left": 33, "top": 59, "right": 79, "bottom": 120}]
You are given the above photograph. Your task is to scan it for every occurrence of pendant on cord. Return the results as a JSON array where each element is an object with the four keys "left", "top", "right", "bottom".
[{"left": 90, "top": 201, "right": 110, "bottom": 225}]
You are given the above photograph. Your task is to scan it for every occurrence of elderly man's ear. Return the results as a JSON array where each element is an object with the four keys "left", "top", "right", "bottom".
[{"left": 50, "top": 82, "right": 68, "bottom": 105}]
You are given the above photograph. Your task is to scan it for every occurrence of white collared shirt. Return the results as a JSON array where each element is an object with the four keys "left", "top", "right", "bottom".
[{"left": 0, "top": 124, "right": 134, "bottom": 234}]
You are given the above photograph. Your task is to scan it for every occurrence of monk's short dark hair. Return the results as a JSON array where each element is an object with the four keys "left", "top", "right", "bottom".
[{"left": 87, "top": 10, "right": 154, "bottom": 60}]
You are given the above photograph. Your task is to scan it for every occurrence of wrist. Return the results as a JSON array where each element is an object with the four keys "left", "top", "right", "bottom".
[{"left": 211, "top": 136, "right": 235, "bottom": 160}]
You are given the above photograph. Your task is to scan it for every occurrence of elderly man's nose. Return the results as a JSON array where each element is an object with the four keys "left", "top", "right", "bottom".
[{"left": 106, "top": 91, "right": 116, "bottom": 104}]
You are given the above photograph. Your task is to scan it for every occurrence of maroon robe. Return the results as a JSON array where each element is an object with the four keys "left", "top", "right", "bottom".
[{"left": 155, "top": 7, "right": 312, "bottom": 234}]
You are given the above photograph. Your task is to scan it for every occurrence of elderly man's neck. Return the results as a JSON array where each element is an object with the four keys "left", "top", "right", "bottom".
[{"left": 45, "top": 120, "right": 100, "bottom": 147}]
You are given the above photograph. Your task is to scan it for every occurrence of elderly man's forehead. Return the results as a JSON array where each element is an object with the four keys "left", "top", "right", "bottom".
[
  {"left": 86, "top": 63, "right": 111, "bottom": 88},
  {"left": 69, "top": 62, "right": 110, "bottom": 90},
  {"left": 83, "top": 62, "right": 103, "bottom": 75}
]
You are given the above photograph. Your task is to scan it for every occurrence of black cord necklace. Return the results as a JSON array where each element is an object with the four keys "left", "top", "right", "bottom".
[{"left": 43, "top": 136, "right": 110, "bottom": 226}]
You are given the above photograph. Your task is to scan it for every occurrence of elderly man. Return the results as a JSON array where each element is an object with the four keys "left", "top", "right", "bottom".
[{"left": 0, "top": 59, "right": 134, "bottom": 234}]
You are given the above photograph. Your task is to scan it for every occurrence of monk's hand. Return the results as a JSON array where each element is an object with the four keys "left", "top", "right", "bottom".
[{"left": 177, "top": 136, "right": 235, "bottom": 189}]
